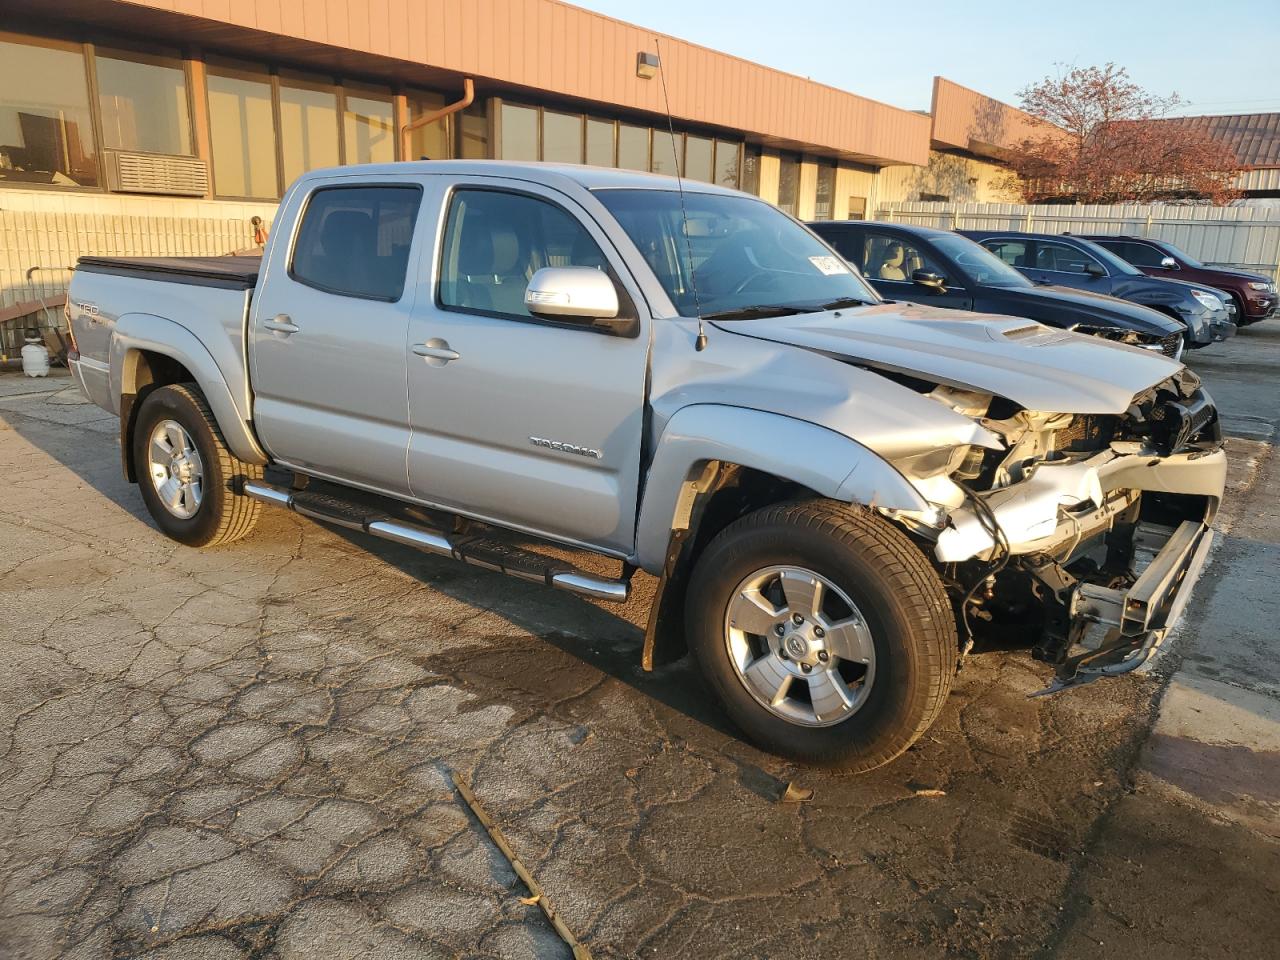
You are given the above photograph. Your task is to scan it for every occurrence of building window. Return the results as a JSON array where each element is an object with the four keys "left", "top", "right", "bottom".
[
  {"left": 459, "top": 101, "right": 489, "bottom": 159},
  {"left": 406, "top": 91, "right": 450, "bottom": 161},
  {"left": 96, "top": 48, "right": 192, "bottom": 156},
  {"left": 542, "top": 110, "right": 582, "bottom": 163},
  {"left": 651, "top": 129, "right": 682, "bottom": 177},
  {"left": 585, "top": 117, "right": 615, "bottom": 167},
  {"left": 0, "top": 35, "right": 98, "bottom": 187},
  {"left": 846, "top": 196, "right": 867, "bottom": 220},
  {"left": 684, "top": 135, "right": 713, "bottom": 183},
  {"left": 777, "top": 153, "right": 800, "bottom": 215},
  {"left": 499, "top": 102, "right": 538, "bottom": 161},
  {"left": 618, "top": 124, "right": 648, "bottom": 171},
  {"left": 207, "top": 60, "right": 278, "bottom": 198},
  {"left": 813, "top": 162, "right": 836, "bottom": 220},
  {"left": 279, "top": 74, "right": 339, "bottom": 185},
  {"left": 714, "top": 140, "right": 741, "bottom": 189},
  {"left": 343, "top": 90, "right": 395, "bottom": 165},
  {"left": 741, "top": 146, "right": 761, "bottom": 195}
]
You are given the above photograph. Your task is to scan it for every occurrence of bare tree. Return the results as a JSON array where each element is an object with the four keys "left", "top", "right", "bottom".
[{"left": 1002, "top": 64, "right": 1243, "bottom": 204}]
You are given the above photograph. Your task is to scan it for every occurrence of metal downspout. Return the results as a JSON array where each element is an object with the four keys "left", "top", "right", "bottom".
[{"left": 400, "top": 78, "right": 476, "bottom": 161}]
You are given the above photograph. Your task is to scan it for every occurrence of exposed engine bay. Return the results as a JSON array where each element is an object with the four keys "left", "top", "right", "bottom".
[{"left": 881, "top": 367, "right": 1225, "bottom": 693}]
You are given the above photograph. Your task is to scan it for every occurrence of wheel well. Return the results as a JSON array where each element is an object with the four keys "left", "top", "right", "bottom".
[
  {"left": 120, "top": 350, "right": 197, "bottom": 482},
  {"left": 641, "top": 462, "right": 820, "bottom": 670}
]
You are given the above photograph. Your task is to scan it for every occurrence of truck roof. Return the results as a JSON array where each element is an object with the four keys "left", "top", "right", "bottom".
[{"left": 290, "top": 160, "right": 743, "bottom": 195}]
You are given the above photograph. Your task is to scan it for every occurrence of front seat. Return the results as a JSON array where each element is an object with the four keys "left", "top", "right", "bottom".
[{"left": 878, "top": 244, "right": 907, "bottom": 281}]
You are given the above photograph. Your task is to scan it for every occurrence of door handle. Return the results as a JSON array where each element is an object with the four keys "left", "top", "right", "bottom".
[
  {"left": 263, "top": 314, "right": 300, "bottom": 335},
  {"left": 412, "top": 339, "right": 460, "bottom": 365}
]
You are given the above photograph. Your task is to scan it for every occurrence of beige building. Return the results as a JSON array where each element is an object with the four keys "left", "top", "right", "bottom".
[{"left": 0, "top": 0, "right": 1034, "bottom": 337}]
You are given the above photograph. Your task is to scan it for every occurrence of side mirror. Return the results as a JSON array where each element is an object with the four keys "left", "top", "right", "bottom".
[
  {"left": 1160, "top": 256, "right": 1179, "bottom": 270},
  {"left": 912, "top": 269, "right": 947, "bottom": 291},
  {"left": 1083, "top": 262, "right": 1106, "bottom": 278},
  {"left": 525, "top": 267, "right": 629, "bottom": 332}
]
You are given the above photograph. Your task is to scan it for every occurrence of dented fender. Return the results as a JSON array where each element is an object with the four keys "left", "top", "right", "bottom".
[{"left": 630, "top": 403, "right": 928, "bottom": 573}]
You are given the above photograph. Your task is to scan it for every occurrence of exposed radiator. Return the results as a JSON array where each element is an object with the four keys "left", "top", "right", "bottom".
[{"left": 104, "top": 151, "right": 209, "bottom": 197}]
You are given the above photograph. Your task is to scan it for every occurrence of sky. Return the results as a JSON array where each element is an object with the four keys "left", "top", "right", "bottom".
[{"left": 570, "top": 0, "right": 1280, "bottom": 117}]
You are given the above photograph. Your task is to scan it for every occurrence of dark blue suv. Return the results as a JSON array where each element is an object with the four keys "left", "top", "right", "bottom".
[{"left": 959, "top": 230, "right": 1235, "bottom": 348}]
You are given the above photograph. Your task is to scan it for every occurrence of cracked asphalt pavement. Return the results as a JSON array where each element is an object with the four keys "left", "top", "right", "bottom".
[{"left": 1, "top": 327, "right": 1278, "bottom": 959}]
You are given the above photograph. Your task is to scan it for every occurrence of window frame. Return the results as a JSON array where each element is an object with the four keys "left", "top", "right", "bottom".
[
  {"left": 287, "top": 182, "right": 424, "bottom": 303},
  {"left": 433, "top": 184, "right": 637, "bottom": 335},
  {"left": 204, "top": 57, "right": 282, "bottom": 201}
]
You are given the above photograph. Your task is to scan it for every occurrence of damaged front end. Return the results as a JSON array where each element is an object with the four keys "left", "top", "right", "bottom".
[{"left": 883, "top": 368, "right": 1225, "bottom": 694}]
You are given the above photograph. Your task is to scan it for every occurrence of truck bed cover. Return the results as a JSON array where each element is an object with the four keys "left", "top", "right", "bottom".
[{"left": 76, "top": 255, "right": 261, "bottom": 290}]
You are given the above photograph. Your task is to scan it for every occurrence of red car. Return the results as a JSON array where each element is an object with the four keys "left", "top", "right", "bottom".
[{"left": 1084, "top": 235, "right": 1276, "bottom": 327}]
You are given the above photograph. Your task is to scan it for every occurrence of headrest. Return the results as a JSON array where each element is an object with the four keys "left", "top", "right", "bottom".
[{"left": 320, "top": 210, "right": 375, "bottom": 260}]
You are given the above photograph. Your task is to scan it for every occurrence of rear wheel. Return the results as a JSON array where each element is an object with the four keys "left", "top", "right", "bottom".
[
  {"left": 685, "top": 499, "right": 956, "bottom": 772},
  {"left": 133, "top": 383, "right": 262, "bottom": 546}
]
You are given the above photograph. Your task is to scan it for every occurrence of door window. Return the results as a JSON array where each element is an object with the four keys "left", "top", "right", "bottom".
[
  {"left": 290, "top": 185, "right": 422, "bottom": 301},
  {"left": 438, "top": 189, "right": 610, "bottom": 321},
  {"left": 980, "top": 238, "right": 1029, "bottom": 268},
  {"left": 1111, "top": 240, "right": 1168, "bottom": 268},
  {"left": 1034, "top": 240, "right": 1104, "bottom": 275},
  {"left": 859, "top": 232, "right": 943, "bottom": 281}
]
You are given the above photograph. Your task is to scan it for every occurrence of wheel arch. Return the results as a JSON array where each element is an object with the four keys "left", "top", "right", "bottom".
[
  {"left": 634, "top": 404, "right": 929, "bottom": 671},
  {"left": 111, "top": 314, "right": 267, "bottom": 481}
]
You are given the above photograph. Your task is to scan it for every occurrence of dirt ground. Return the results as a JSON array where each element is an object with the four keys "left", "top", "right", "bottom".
[{"left": 1, "top": 324, "right": 1277, "bottom": 959}]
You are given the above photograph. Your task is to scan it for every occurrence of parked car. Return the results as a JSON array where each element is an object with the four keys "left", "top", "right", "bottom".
[
  {"left": 1081, "top": 234, "right": 1277, "bottom": 327},
  {"left": 959, "top": 230, "right": 1235, "bottom": 347},
  {"left": 67, "top": 162, "right": 1225, "bottom": 772},
  {"left": 807, "top": 221, "right": 1187, "bottom": 358}
]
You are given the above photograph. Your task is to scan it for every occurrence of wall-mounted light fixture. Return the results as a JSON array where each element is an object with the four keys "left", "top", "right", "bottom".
[{"left": 636, "top": 52, "right": 660, "bottom": 80}]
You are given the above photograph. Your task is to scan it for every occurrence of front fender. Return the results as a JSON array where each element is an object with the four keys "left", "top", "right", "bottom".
[
  {"left": 631, "top": 404, "right": 927, "bottom": 572},
  {"left": 111, "top": 313, "right": 267, "bottom": 465}
]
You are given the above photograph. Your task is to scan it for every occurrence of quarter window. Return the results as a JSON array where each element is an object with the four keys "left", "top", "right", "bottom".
[
  {"left": 438, "top": 189, "right": 610, "bottom": 321},
  {"left": 291, "top": 186, "right": 421, "bottom": 301}
]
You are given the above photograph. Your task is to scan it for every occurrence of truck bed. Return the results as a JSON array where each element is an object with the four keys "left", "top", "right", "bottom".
[{"left": 76, "top": 255, "right": 261, "bottom": 291}]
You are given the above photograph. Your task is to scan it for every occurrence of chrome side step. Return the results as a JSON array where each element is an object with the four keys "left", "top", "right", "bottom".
[{"left": 242, "top": 480, "right": 629, "bottom": 602}]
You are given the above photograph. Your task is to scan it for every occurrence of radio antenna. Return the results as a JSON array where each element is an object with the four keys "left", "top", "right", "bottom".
[{"left": 654, "top": 38, "right": 707, "bottom": 351}]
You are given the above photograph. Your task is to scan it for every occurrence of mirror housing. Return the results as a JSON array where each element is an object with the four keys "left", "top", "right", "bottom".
[
  {"left": 1083, "top": 261, "right": 1106, "bottom": 278},
  {"left": 911, "top": 269, "right": 947, "bottom": 291},
  {"left": 1160, "top": 256, "right": 1179, "bottom": 270},
  {"left": 525, "top": 267, "right": 630, "bottom": 333}
]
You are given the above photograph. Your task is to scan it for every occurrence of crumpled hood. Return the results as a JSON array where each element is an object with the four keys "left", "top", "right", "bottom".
[{"left": 716, "top": 302, "right": 1182, "bottom": 415}]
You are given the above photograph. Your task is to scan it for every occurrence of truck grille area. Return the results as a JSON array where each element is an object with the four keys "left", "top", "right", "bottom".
[
  {"left": 1056, "top": 415, "right": 1116, "bottom": 454},
  {"left": 1160, "top": 332, "right": 1183, "bottom": 358}
]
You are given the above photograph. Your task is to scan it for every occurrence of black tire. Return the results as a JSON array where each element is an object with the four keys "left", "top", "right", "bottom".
[
  {"left": 132, "top": 383, "right": 262, "bottom": 547},
  {"left": 685, "top": 499, "right": 956, "bottom": 773}
]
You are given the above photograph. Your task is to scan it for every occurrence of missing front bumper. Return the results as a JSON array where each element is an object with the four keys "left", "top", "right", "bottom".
[{"left": 1033, "top": 519, "right": 1214, "bottom": 695}]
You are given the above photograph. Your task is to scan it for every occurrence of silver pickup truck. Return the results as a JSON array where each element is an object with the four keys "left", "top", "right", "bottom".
[{"left": 66, "top": 161, "right": 1226, "bottom": 772}]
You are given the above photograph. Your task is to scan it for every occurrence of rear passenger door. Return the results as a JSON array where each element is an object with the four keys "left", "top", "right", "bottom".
[
  {"left": 404, "top": 180, "right": 650, "bottom": 553},
  {"left": 250, "top": 179, "right": 424, "bottom": 494}
]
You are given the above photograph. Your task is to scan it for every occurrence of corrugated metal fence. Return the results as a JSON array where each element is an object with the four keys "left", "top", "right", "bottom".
[
  {"left": 876, "top": 201, "right": 1280, "bottom": 282},
  {"left": 1, "top": 210, "right": 271, "bottom": 354}
]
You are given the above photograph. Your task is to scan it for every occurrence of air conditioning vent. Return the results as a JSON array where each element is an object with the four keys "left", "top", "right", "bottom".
[{"left": 104, "top": 151, "right": 209, "bottom": 197}]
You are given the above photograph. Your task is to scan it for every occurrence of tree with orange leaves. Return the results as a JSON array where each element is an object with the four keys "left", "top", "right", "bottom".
[{"left": 1003, "top": 63, "right": 1243, "bottom": 204}]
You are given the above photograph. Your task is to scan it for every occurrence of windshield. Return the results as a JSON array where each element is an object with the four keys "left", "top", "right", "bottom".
[
  {"left": 929, "top": 233, "right": 1031, "bottom": 289},
  {"left": 1078, "top": 238, "right": 1143, "bottom": 276},
  {"left": 595, "top": 189, "right": 879, "bottom": 318}
]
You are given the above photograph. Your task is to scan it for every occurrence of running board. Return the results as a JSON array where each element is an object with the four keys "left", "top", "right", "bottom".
[{"left": 241, "top": 480, "right": 629, "bottom": 602}]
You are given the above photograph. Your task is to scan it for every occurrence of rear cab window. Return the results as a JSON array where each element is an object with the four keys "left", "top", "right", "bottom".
[{"left": 291, "top": 185, "right": 423, "bottom": 301}]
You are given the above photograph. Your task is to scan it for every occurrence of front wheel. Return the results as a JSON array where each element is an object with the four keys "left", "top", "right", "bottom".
[
  {"left": 132, "top": 383, "right": 262, "bottom": 547},
  {"left": 685, "top": 500, "right": 957, "bottom": 773}
]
